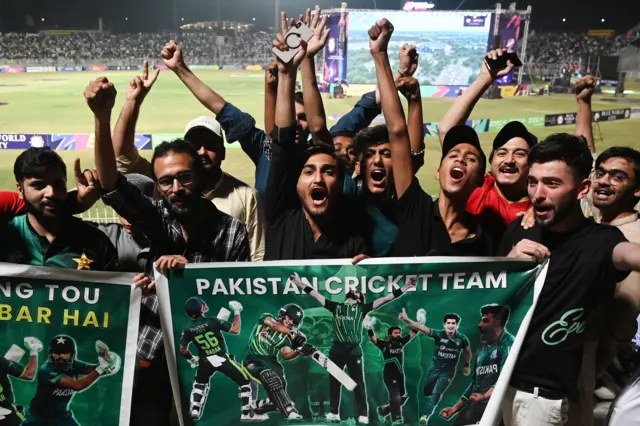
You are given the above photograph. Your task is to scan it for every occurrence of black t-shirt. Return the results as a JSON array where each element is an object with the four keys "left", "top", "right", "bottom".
[
  {"left": 391, "top": 178, "right": 494, "bottom": 257},
  {"left": 498, "top": 219, "right": 629, "bottom": 398},
  {"left": 264, "top": 125, "right": 368, "bottom": 260}
]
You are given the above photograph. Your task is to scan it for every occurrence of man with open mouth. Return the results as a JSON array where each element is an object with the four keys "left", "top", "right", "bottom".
[{"left": 498, "top": 135, "right": 640, "bottom": 426}]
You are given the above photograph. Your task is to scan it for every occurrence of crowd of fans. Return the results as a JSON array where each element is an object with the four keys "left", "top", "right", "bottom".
[
  {"left": 0, "top": 27, "right": 632, "bottom": 66},
  {"left": 1, "top": 8, "right": 640, "bottom": 426},
  {"left": 0, "top": 30, "right": 273, "bottom": 64},
  {"left": 527, "top": 31, "right": 631, "bottom": 65}
]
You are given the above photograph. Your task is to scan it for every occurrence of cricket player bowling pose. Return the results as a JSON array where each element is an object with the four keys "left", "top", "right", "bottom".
[
  {"left": 400, "top": 309, "right": 472, "bottom": 425},
  {"left": 290, "top": 273, "right": 416, "bottom": 424},
  {"left": 243, "top": 303, "right": 316, "bottom": 421},
  {"left": 179, "top": 297, "right": 252, "bottom": 421},
  {"left": 366, "top": 316, "right": 417, "bottom": 424},
  {"left": 23, "top": 335, "right": 120, "bottom": 426},
  {"left": 440, "top": 305, "right": 514, "bottom": 426},
  {"left": 0, "top": 337, "right": 42, "bottom": 426}
]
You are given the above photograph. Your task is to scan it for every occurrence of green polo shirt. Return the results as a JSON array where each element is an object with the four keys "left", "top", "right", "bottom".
[{"left": 0, "top": 214, "right": 117, "bottom": 271}]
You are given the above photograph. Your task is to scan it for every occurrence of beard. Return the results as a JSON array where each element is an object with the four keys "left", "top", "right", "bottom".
[
  {"left": 534, "top": 202, "right": 572, "bottom": 228},
  {"left": 23, "top": 197, "right": 63, "bottom": 223},
  {"left": 167, "top": 192, "right": 198, "bottom": 217}
]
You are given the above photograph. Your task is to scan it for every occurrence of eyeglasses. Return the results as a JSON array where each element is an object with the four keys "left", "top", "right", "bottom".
[
  {"left": 157, "top": 171, "right": 195, "bottom": 190},
  {"left": 594, "top": 167, "right": 629, "bottom": 186}
]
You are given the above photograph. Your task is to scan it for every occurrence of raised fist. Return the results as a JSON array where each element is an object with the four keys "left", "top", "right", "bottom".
[
  {"left": 297, "top": 343, "right": 316, "bottom": 356},
  {"left": 440, "top": 407, "right": 456, "bottom": 419},
  {"left": 396, "top": 76, "right": 420, "bottom": 101},
  {"left": 574, "top": 75, "right": 596, "bottom": 103},
  {"left": 24, "top": 337, "right": 43, "bottom": 354},
  {"left": 362, "top": 315, "right": 377, "bottom": 330},
  {"left": 416, "top": 308, "right": 427, "bottom": 325},
  {"left": 369, "top": 18, "right": 394, "bottom": 53},
  {"left": 229, "top": 301, "right": 243, "bottom": 314},
  {"left": 96, "top": 352, "right": 121, "bottom": 376},
  {"left": 399, "top": 43, "right": 419, "bottom": 76},
  {"left": 161, "top": 40, "right": 185, "bottom": 71},
  {"left": 84, "top": 77, "right": 117, "bottom": 119}
]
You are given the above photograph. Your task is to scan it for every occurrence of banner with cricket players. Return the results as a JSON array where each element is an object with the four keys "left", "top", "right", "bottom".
[
  {"left": 0, "top": 263, "right": 140, "bottom": 426},
  {"left": 157, "top": 258, "right": 547, "bottom": 426}
]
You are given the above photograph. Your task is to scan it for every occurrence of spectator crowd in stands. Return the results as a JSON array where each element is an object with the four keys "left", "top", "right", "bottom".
[
  {"left": 0, "top": 30, "right": 273, "bottom": 64},
  {"left": 526, "top": 31, "right": 631, "bottom": 65}
]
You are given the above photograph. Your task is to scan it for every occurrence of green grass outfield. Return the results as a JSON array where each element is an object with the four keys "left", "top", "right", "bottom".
[{"left": 0, "top": 70, "right": 639, "bottom": 196}]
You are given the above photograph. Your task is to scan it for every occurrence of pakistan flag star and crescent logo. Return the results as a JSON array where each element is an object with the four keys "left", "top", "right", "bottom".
[{"left": 73, "top": 251, "right": 94, "bottom": 270}]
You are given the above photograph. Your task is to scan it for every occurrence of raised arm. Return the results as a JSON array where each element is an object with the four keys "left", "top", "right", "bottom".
[
  {"left": 370, "top": 18, "right": 413, "bottom": 199},
  {"left": 438, "top": 49, "right": 514, "bottom": 145},
  {"left": 84, "top": 77, "right": 118, "bottom": 190},
  {"left": 263, "top": 14, "right": 309, "bottom": 223},
  {"left": 58, "top": 371, "right": 101, "bottom": 391},
  {"left": 301, "top": 8, "right": 333, "bottom": 144},
  {"left": 264, "top": 59, "right": 279, "bottom": 133},
  {"left": 372, "top": 278, "right": 416, "bottom": 310},
  {"left": 289, "top": 273, "right": 326, "bottom": 306},
  {"left": 112, "top": 61, "right": 159, "bottom": 160},
  {"left": 574, "top": 75, "right": 596, "bottom": 153},
  {"left": 399, "top": 308, "right": 431, "bottom": 335},
  {"left": 397, "top": 76, "right": 425, "bottom": 172},
  {"left": 264, "top": 316, "right": 294, "bottom": 335},
  {"left": 161, "top": 40, "right": 267, "bottom": 166}
]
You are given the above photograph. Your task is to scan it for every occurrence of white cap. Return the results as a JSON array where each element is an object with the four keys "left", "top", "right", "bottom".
[{"left": 185, "top": 116, "right": 223, "bottom": 138}]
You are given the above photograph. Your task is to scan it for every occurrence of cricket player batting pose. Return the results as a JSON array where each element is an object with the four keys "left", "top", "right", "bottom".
[
  {"left": 179, "top": 297, "right": 251, "bottom": 421},
  {"left": 243, "top": 303, "right": 316, "bottom": 421},
  {"left": 399, "top": 309, "right": 472, "bottom": 425},
  {"left": 23, "top": 335, "right": 121, "bottom": 426},
  {"left": 365, "top": 316, "right": 417, "bottom": 424},
  {"left": 290, "top": 274, "right": 416, "bottom": 424},
  {"left": 0, "top": 337, "right": 42, "bottom": 426},
  {"left": 440, "top": 305, "right": 514, "bottom": 426}
]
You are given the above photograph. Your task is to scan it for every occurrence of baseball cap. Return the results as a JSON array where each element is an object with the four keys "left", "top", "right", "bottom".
[
  {"left": 124, "top": 173, "right": 155, "bottom": 198},
  {"left": 442, "top": 124, "right": 486, "bottom": 167},
  {"left": 492, "top": 121, "right": 538, "bottom": 151},
  {"left": 184, "top": 116, "right": 223, "bottom": 139}
]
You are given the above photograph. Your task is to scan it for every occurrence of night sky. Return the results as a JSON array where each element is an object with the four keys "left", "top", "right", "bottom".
[{"left": 0, "top": 0, "right": 638, "bottom": 33}]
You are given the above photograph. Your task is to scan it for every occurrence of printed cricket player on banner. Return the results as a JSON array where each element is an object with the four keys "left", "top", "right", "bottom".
[
  {"left": 0, "top": 263, "right": 140, "bottom": 426},
  {"left": 156, "top": 258, "right": 546, "bottom": 426}
]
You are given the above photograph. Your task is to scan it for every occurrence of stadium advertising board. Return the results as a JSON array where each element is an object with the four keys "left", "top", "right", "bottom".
[
  {"left": 544, "top": 112, "right": 578, "bottom": 127},
  {"left": 0, "top": 263, "right": 140, "bottom": 426},
  {"left": 323, "top": 12, "right": 349, "bottom": 83},
  {"left": 593, "top": 109, "right": 631, "bottom": 122},
  {"left": 158, "top": 258, "right": 545, "bottom": 426},
  {"left": 48, "top": 134, "right": 153, "bottom": 151},
  {"left": 424, "top": 119, "right": 490, "bottom": 136},
  {"left": 346, "top": 11, "right": 492, "bottom": 86},
  {"left": 631, "top": 107, "right": 640, "bottom": 119},
  {"left": 494, "top": 14, "right": 522, "bottom": 85},
  {"left": 0, "top": 134, "right": 50, "bottom": 150},
  {"left": 489, "top": 116, "right": 545, "bottom": 132}
]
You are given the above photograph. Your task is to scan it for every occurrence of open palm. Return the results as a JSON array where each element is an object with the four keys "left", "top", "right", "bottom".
[{"left": 305, "top": 8, "right": 331, "bottom": 58}]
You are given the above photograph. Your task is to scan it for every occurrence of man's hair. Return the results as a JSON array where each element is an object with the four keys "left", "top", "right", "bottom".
[
  {"left": 295, "top": 91, "right": 304, "bottom": 105},
  {"left": 14, "top": 147, "right": 67, "bottom": 182},
  {"left": 443, "top": 313, "right": 461, "bottom": 324},
  {"left": 353, "top": 125, "right": 390, "bottom": 156},
  {"left": 481, "top": 304, "right": 510, "bottom": 326},
  {"left": 528, "top": 134, "right": 592, "bottom": 181},
  {"left": 151, "top": 139, "right": 205, "bottom": 185},
  {"left": 596, "top": 147, "right": 640, "bottom": 186},
  {"left": 305, "top": 143, "right": 345, "bottom": 180},
  {"left": 388, "top": 326, "right": 402, "bottom": 336}
]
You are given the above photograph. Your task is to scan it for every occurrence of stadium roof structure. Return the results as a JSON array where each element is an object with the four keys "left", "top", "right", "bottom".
[{"left": 179, "top": 20, "right": 254, "bottom": 31}]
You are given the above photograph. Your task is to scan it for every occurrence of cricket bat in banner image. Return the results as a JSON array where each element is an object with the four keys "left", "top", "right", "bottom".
[{"left": 311, "top": 351, "right": 357, "bottom": 391}]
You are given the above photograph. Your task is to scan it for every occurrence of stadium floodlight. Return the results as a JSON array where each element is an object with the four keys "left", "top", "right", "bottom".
[
  {"left": 601, "top": 18, "right": 605, "bottom": 22},
  {"left": 41, "top": 18, "right": 45, "bottom": 22},
  {"left": 562, "top": 18, "right": 566, "bottom": 22},
  {"left": 403, "top": 1, "right": 436, "bottom": 11}
]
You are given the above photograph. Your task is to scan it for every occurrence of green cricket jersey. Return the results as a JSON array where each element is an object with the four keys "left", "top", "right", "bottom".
[
  {"left": 462, "top": 330, "right": 514, "bottom": 400},
  {"left": 181, "top": 317, "right": 231, "bottom": 358},
  {"left": 246, "top": 313, "right": 291, "bottom": 358},
  {"left": 325, "top": 301, "right": 373, "bottom": 345},
  {"left": 0, "top": 357, "right": 24, "bottom": 411},
  {"left": 0, "top": 215, "right": 117, "bottom": 271},
  {"left": 428, "top": 329, "right": 470, "bottom": 373},
  {"left": 374, "top": 336, "right": 412, "bottom": 371},
  {"left": 28, "top": 360, "right": 95, "bottom": 418}
]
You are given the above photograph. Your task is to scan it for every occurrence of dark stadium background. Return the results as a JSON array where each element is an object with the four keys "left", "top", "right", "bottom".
[{"left": 0, "top": 0, "right": 638, "bottom": 33}]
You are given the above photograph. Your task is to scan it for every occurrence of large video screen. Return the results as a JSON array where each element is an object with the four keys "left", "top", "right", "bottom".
[{"left": 346, "top": 11, "right": 493, "bottom": 85}]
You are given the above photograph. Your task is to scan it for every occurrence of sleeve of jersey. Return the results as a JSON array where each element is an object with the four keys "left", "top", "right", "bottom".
[
  {"left": 180, "top": 330, "right": 190, "bottom": 347},
  {"left": 604, "top": 227, "right": 632, "bottom": 283},
  {"left": 76, "top": 360, "right": 97, "bottom": 375},
  {"left": 0, "top": 191, "right": 26, "bottom": 220},
  {"left": 375, "top": 339, "right": 387, "bottom": 350},
  {"left": 429, "top": 329, "right": 441, "bottom": 340},
  {"left": 258, "top": 313, "right": 271, "bottom": 325},
  {"left": 324, "top": 300, "right": 337, "bottom": 313},
  {"left": 461, "top": 360, "right": 477, "bottom": 401},
  {"left": 217, "top": 318, "right": 232, "bottom": 333},
  {"left": 1, "top": 358, "right": 25, "bottom": 377}
]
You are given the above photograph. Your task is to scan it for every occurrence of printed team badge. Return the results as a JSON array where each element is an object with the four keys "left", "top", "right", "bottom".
[
  {"left": 491, "top": 349, "right": 498, "bottom": 359},
  {"left": 73, "top": 251, "right": 94, "bottom": 270}
]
